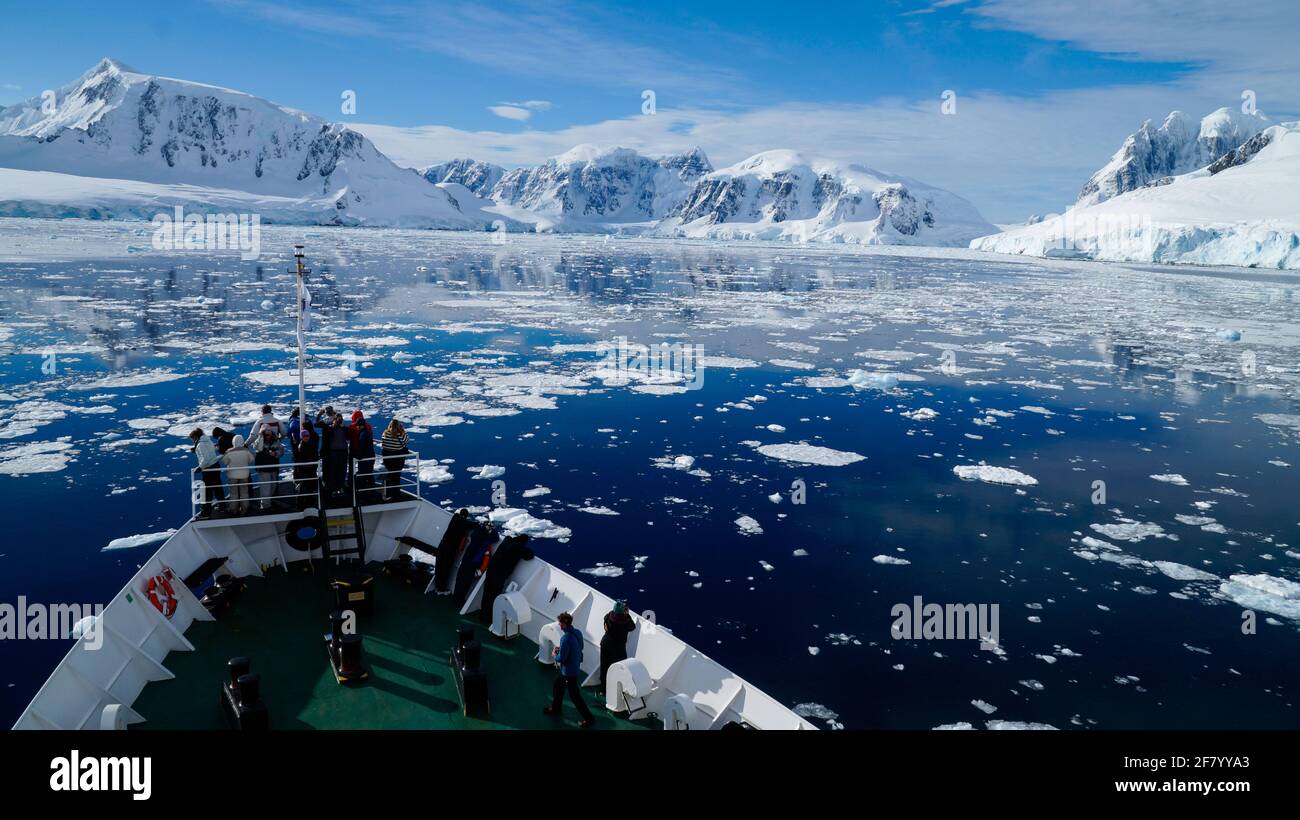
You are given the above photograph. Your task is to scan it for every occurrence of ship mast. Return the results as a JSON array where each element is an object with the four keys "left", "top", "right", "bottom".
[{"left": 293, "top": 245, "right": 309, "bottom": 424}]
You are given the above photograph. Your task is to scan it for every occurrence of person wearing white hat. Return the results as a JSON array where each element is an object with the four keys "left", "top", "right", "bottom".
[{"left": 222, "top": 434, "right": 255, "bottom": 515}]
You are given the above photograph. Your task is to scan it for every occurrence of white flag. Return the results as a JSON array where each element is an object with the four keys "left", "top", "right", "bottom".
[{"left": 297, "top": 285, "right": 312, "bottom": 350}]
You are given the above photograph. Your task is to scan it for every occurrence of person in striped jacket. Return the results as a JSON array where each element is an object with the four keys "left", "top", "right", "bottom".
[{"left": 380, "top": 419, "right": 410, "bottom": 501}]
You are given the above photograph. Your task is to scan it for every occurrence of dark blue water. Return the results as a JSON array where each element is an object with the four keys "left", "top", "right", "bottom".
[{"left": 2, "top": 224, "right": 1298, "bottom": 729}]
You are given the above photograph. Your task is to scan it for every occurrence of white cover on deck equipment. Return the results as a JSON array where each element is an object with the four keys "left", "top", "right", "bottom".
[{"left": 490, "top": 590, "right": 531, "bottom": 638}]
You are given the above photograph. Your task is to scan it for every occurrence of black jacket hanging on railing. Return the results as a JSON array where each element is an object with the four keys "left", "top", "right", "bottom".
[
  {"left": 477, "top": 534, "right": 534, "bottom": 623},
  {"left": 433, "top": 510, "right": 473, "bottom": 593},
  {"left": 453, "top": 526, "right": 498, "bottom": 607}
]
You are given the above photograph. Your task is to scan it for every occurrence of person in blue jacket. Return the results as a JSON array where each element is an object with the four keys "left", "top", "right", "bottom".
[{"left": 543, "top": 612, "right": 595, "bottom": 727}]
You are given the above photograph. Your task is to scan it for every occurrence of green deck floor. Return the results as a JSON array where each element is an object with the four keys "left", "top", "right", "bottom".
[{"left": 131, "top": 564, "right": 648, "bottom": 730}]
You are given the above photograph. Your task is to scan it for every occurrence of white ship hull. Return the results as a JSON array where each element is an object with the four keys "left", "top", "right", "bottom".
[{"left": 15, "top": 497, "right": 812, "bottom": 731}]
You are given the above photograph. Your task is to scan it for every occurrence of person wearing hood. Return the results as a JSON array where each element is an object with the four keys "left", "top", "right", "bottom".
[
  {"left": 211, "top": 426, "right": 235, "bottom": 502},
  {"left": 294, "top": 417, "right": 319, "bottom": 508},
  {"left": 189, "top": 428, "right": 221, "bottom": 519},
  {"left": 221, "top": 434, "right": 255, "bottom": 515},
  {"left": 286, "top": 408, "right": 302, "bottom": 464},
  {"left": 248, "top": 405, "right": 283, "bottom": 444},
  {"left": 321, "top": 412, "right": 351, "bottom": 501},
  {"left": 248, "top": 404, "right": 285, "bottom": 510},
  {"left": 348, "top": 410, "right": 377, "bottom": 503},
  {"left": 599, "top": 600, "right": 637, "bottom": 693}
]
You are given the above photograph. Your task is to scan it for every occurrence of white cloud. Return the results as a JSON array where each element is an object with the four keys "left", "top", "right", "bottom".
[
  {"left": 488, "top": 105, "right": 533, "bottom": 122},
  {"left": 488, "top": 100, "right": 553, "bottom": 121}
]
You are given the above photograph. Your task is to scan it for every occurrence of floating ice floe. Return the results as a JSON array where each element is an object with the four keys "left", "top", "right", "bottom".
[
  {"left": 952, "top": 464, "right": 1038, "bottom": 486},
  {"left": 418, "top": 463, "right": 454, "bottom": 484},
  {"left": 1150, "top": 473, "right": 1190, "bottom": 486},
  {"left": 1218, "top": 574, "right": 1300, "bottom": 621},
  {"left": 653, "top": 454, "right": 698, "bottom": 472},
  {"left": 581, "top": 564, "right": 624, "bottom": 578},
  {"left": 486, "top": 507, "right": 571, "bottom": 540},
  {"left": 986, "top": 720, "right": 1058, "bottom": 730},
  {"left": 127, "top": 418, "right": 169, "bottom": 431},
  {"left": 971, "top": 699, "right": 998, "bottom": 715},
  {"left": 697, "top": 355, "right": 760, "bottom": 369},
  {"left": 792, "top": 703, "right": 843, "bottom": 729},
  {"left": 0, "top": 440, "right": 77, "bottom": 475},
  {"left": 347, "top": 335, "right": 409, "bottom": 348},
  {"left": 1089, "top": 520, "right": 1171, "bottom": 543},
  {"left": 69, "top": 369, "right": 188, "bottom": 390},
  {"left": 845, "top": 370, "right": 923, "bottom": 391},
  {"left": 103, "top": 529, "right": 177, "bottom": 551},
  {"left": 1152, "top": 561, "right": 1219, "bottom": 582},
  {"left": 735, "top": 516, "right": 763, "bottom": 536},
  {"left": 579, "top": 506, "right": 619, "bottom": 516},
  {"left": 68, "top": 615, "right": 100, "bottom": 640},
  {"left": 901, "top": 407, "right": 938, "bottom": 421},
  {"left": 754, "top": 443, "right": 865, "bottom": 467},
  {"left": 801, "top": 376, "right": 851, "bottom": 388},
  {"left": 872, "top": 555, "right": 911, "bottom": 566},
  {"left": 469, "top": 465, "right": 505, "bottom": 480},
  {"left": 242, "top": 367, "right": 357, "bottom": 387}
]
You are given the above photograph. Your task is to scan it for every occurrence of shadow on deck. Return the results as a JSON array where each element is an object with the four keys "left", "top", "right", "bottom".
[{"left": 131, "top": 564, "right": 648, "bottom": 731}]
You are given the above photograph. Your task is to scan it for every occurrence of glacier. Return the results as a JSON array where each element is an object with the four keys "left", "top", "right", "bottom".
[{"left": 972, "top": 109, "right": 1300, "bottom": 270}]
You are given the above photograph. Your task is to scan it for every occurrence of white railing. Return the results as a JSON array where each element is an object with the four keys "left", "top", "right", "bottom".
[
  {"left": 189, "top": 451, "right": 423, "bottom": 519},
  {"left": 350, "top": 452, "right": 422, "bottom": 508}
]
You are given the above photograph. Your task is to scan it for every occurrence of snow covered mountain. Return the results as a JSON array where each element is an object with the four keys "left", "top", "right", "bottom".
[
  {"left": 0, "top": 58, "right": 500, "bottom": 228},
  {"left": 485, "top": 145, "right": 713, "bottom": 231},
  {"left": 653, "top": 150, "right": 996, "bottom": 246},
  {"left": 0, "top": 61, "right": 995, "bottom": 247},
  {"left": 1077, "top": 108, "right": 1270, "bottom": 206},
  {"left": 421, "top": 158, "right": 504, "bottom": 197},
  {"left": 972, "top": 114, "right": 1300, "bottom": 269}
]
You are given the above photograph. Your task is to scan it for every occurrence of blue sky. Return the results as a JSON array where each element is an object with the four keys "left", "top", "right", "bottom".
[{"left": 2, "top": 0, "right": 1297, "bottom": 221}]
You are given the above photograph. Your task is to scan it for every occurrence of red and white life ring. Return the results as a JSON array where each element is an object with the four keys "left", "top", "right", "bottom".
[{"left": 146, "top": 567, "right": 178, "bottom": 618}]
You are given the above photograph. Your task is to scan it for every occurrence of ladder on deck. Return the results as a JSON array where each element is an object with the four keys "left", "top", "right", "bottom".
[
  {"left": 317, "top": 475, "right": 368, "bottom": 579},
  {"left": 321, "top": 505, "right": 368, "bottom": 579}
]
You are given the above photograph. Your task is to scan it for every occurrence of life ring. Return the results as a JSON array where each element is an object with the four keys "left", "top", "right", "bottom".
[
  {"left": 285, "top": 515, "right": 324, "bottom": 552},
  {"left": 146, "top": 567, "right": 178, "bottom": 618}
]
